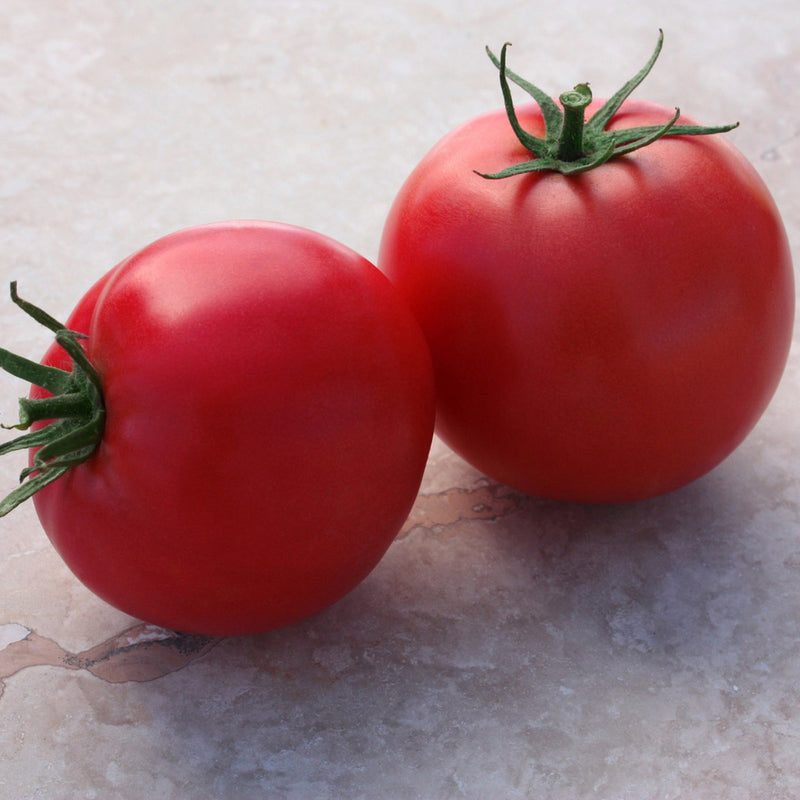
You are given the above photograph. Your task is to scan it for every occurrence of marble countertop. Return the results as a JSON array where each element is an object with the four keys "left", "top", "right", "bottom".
[{"left": 1, "top": 1, "right": 799, "bottom": 798}]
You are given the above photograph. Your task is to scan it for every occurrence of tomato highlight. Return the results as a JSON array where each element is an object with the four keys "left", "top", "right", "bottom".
[
  {"left": 379, "top": 33, "right": 794, "bottom": 502},
  {"left": 1, "top": 221, "right": 436, "bottom": 634}
]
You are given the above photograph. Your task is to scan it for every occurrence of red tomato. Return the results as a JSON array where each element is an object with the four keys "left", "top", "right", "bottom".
[
  {"left": 379, "top": 97, "right": 794, "bottom": 502},
  {"left": 8, "top": 221, "right": 435, "bottom": 634}
]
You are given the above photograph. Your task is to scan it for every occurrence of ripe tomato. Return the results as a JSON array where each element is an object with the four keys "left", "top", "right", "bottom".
[
  {"left": 2, "top": 221, "right": 435, "bottom": 634},
  {"left": 379, "top": 38, "right": 794, "bottom": 503}
]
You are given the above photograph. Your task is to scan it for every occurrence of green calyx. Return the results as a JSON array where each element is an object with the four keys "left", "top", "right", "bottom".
[
  {"left": 0, "top": 283, "right": 105, "bottom": 516},
  {"left": 476, "top": 30, "right": 739, "bottom": 178}
]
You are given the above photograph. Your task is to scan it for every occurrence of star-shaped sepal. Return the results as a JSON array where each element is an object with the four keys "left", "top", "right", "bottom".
[{"left": 476, "top": 30, "right": 739, "bottom": 179}]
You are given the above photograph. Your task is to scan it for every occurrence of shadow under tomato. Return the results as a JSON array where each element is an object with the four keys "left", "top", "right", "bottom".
[
  {"left": 482, "top": 463, "right": 781, "bottom": 662},
  {"left": 123, "top": 459, "right": 785, "bottom": 797}
]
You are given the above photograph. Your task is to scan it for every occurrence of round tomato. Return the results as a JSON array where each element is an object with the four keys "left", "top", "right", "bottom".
[
  {"left": 379, "top": 39, "right": 794, "bottom": 503},
  {"left": 2, "top": 221, "right": 435, "bottom": 634}
]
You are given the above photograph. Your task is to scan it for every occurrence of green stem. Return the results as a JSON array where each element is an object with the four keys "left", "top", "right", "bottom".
[
  {"left": 479, "top": 31, "right": 739, "bottom": 178},
  {"left": 0, "top": 284, "right": 105, "bottom": 516},
  {"left": 557, "top": 83, "right": 592, "bottom": 162},
  {"left": 17, "top": 393, "right": 96, "bottom": 427}
]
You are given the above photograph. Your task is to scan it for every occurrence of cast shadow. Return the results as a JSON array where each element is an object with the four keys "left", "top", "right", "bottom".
[{"left": 126, "top": 462, "right": 787, "bottom": 797}]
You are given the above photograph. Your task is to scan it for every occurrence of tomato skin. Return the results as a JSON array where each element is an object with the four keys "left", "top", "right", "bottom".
[
  {"left": 30, "top": 221, "right": 435, "bottom": 634},
  {"left": 379, "top": 99, "right": 794, "bottom": 503}
]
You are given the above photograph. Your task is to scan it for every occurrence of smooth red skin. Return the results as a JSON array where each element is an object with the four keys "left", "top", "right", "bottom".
[
  {"left": 379, "top": 99, "right": 794, "bottom": 503},
  {"left": 30, "top": 221, "right": 435, "bottom": 634}
]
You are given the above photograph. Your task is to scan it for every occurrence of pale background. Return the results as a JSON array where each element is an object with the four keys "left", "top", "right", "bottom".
[{"left": 1, "top": 1, "right": 799, "bottom": 798}]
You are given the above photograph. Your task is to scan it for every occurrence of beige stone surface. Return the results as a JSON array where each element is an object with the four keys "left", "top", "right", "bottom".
[{"left": 1, "top": 1, "right": 799, "bottom": 798}]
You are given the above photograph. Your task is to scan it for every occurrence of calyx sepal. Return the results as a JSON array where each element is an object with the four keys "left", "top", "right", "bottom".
[
  {"left": 477, "top": 30, "right": 739, "bottom": 178},
  {"left": 0, "top": 283, "right": 105, "bottom": 515}
]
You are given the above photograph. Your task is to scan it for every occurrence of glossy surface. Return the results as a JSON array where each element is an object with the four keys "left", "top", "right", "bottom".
[
  {"left": 32, "top": 222, "right": 435, "bottom": 634},
  {"left": 380, "top": 100, "right": 794, "bottom": 502},
  {"left": 2, "top": 2, "right": 799, "bottom": 798}
]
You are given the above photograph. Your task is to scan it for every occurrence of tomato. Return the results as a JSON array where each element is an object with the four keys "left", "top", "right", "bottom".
[
  {"left": 2, "top": 221, "right": 435, "bottom": 634},
  {"left": 379, "top": 37, "right": 794, "bottom": 503}
]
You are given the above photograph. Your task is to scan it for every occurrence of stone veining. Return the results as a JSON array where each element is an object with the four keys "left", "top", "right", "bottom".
[{"left": 0, "top": 482, "right": 521, "bottom": 695}]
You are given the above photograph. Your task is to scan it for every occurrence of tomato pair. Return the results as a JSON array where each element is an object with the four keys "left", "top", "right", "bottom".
[{"left": 1, "top": 33, "right": 793, "bottom": 634}]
